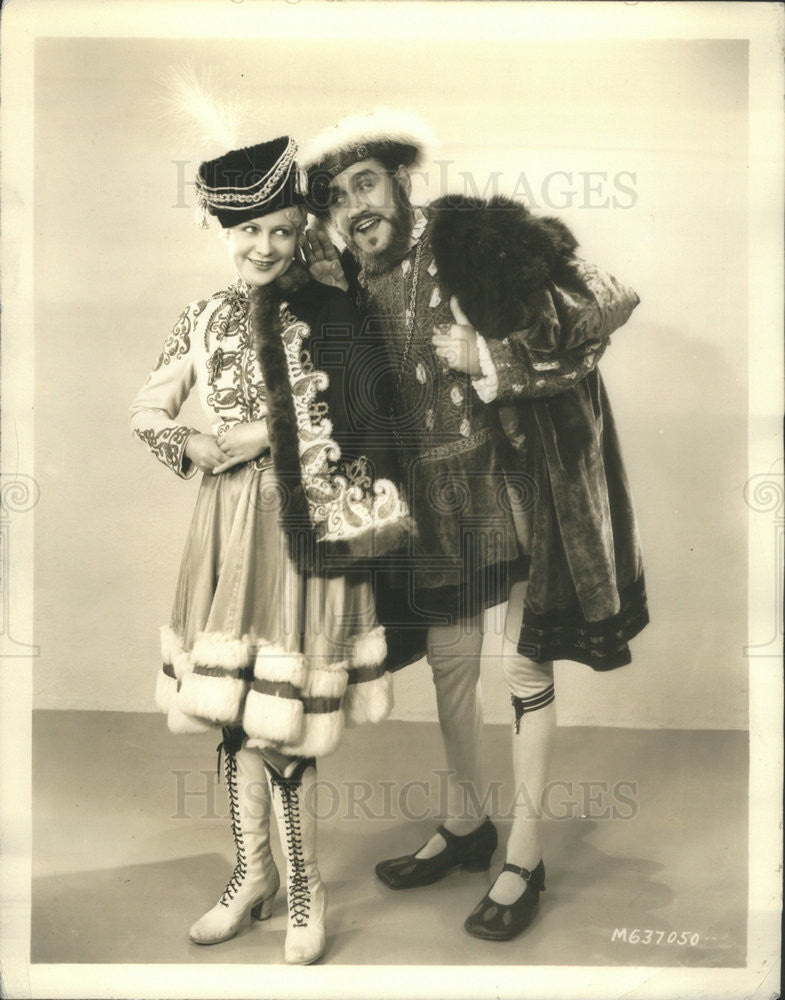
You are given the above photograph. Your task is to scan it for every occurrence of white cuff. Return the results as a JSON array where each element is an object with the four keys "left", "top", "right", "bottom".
[{"left": 471, "top": 333, "right": 499, "bottom": 403}]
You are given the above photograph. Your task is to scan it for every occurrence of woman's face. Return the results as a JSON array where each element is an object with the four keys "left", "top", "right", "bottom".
[{"left": 225, "top": 208, "right": 300, "bottom": 286}]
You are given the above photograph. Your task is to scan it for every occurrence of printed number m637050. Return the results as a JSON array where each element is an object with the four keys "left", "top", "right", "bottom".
[{"left": 611, "top": 928, "right": 701, "bottom": 946}]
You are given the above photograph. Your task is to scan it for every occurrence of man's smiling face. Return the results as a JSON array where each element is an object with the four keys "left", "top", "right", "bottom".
[{"left": 327, "top": 158, "right": 413, "bottom": 272}]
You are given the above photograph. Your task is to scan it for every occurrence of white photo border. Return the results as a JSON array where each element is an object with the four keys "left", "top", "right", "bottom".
[{"left": 0, "top": 2, "right": 782, "bottom": 998}]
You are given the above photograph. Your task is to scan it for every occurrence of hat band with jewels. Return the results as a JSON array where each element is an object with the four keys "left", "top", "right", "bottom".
[
  {"left": 195, "top": 137, "right": 305, "bottom": 227},
  {"left": 306, "top": 145, "right": 373, "bottom": 213},
  {"left": 306, "top": 137, "right": 422, "bottom": 213},
  {"left": 321, "top": 144, "right": 371, "bottom": 178}
]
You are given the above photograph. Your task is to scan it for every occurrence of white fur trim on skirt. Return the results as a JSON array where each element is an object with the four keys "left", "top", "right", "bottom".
[
  {"left": 176, "top": 632, "right": 251, "bottom": 725},
  {"left": 278, "top": 667, "right": 349, "bottom": 758},
  {"left": 344, "top": 626, "right": 392, "bottom": 725},
  {"left": 166, "top": 700, "right": 211, "bottom": 734}
]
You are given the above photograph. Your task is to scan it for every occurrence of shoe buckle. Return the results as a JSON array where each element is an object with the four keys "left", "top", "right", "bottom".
[{"left": 502, "top": 862, "right": 533, "bottom": 882}]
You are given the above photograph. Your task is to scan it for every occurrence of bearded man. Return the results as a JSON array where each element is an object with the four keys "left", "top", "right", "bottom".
[{"left": 299, "top": 110, "right": 647, "bottom": 941}]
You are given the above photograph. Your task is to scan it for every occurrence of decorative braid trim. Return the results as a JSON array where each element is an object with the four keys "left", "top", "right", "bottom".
[
  {"left": 518, "top": 575, "right": 649, "bottom": 670},
  {"left": 416, "top": 426, "right": 493, "bottom": 462},
  {"left": 346, "top": 662, "right": 386, "bottom": 686},
  {"left": 192, "top": 664, "right": 254, "bottom": 681},
  {"left": 195, "top": 138, "right": 297, "bottom": 204},
  {"left": 250, "top": 678, "right": 342, "bottom": 714}
]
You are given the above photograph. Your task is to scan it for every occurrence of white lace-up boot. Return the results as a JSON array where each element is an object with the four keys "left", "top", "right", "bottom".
[
  {"left": 265, "top": 758, "right": 327, "bottom": 965},
  {"left": 189, "top": 742, "right": 280, "bottom": 945}
]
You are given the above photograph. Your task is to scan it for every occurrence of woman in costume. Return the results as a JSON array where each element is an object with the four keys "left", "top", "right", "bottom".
[{"left": 129, "top": 134, "right": 408, "bottom": 964}]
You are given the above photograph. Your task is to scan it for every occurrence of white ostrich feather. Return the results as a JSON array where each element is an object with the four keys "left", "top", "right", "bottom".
[
  {"left": 157, "top": 62, "right": 252, "bottom": 159},
  {"left": 299, "top": 106, "right": 437, "bottom": 170}
]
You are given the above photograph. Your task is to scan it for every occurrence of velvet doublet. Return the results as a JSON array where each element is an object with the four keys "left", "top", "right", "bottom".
[{"left": 347, "top": 203, "right": 648, "bottom": 667}]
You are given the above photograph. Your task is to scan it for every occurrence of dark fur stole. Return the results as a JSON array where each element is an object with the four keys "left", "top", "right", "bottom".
[
  {"left": 428, "top": 193, "right": 578, "bottom": 340},
  {"left": 249, "top": 264, "right": 411, "bottom": 570},
  {"left": 249, "top": 269, "right": 313, "bottom": 564}
]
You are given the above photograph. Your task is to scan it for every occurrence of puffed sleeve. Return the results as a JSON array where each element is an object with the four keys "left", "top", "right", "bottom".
[
  {"left": 129, "top": 302, "right": 202, "bottom": 479},
  {"left": 472, "top": 259, "right": 640, "bottom": 404}
]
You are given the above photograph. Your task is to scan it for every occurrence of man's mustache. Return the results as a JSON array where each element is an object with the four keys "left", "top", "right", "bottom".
[{"left": 350, "top": 212, "right": 385, "bottom": 236}]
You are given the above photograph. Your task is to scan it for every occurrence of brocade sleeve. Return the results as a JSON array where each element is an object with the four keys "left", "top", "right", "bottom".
[
  {"left": 473, "top": 259, "right": 640, "bottom": 404},
  {"left": 129, "top": 303, "right": 202, "bottom": 478}
]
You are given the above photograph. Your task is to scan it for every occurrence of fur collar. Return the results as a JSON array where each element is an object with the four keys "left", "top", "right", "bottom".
[
  {"left": 273, "top": 259, "right": 311, "bottom": 297},
  {"left": 428, "top": 194, "right": 579, "bottom": 340},
  {"left": 246, "top": 259, "right": 311, "bottom": 304}
]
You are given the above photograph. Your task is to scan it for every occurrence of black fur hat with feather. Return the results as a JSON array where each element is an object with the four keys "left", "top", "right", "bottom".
[{"left": 429, "top": 194, "right": 579, "bottom": 340}]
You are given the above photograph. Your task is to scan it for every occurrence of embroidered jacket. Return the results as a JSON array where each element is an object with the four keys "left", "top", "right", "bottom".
[
  {"left": 130, "top": 271, "right": 409, "bottom": 560},
  {"left": 129, "top": 279, "right": 268, "bottom": 479},
  {"left": 133, "top": 269, "right": 408, "bottom": 751},
  {"left": 247, "top": 266, "right": 411, "bottom": 564}
]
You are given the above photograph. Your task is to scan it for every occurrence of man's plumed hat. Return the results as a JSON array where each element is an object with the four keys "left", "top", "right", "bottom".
[
  {"left": 195, "top": 136, "right": 306, "bottom": 228},
  {"left": 300, "top": 108, "right": 435, "bottom": 213}
]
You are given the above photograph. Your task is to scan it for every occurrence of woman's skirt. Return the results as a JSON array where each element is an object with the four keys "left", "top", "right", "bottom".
[{"left": 154, "top": 462, "right": 392, "bottom": 757}]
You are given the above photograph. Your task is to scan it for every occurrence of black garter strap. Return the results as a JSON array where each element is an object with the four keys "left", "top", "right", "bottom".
[{"left": 511, "top": 684, "right": 555, "bottom": 733}]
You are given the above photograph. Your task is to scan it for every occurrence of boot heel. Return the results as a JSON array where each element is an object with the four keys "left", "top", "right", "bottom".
[
  {"left": 251, "top": 893, "right": 276, "bottom": 921},
  {"left": 462, "top": 857, "right": 492, "bottom": 873}
]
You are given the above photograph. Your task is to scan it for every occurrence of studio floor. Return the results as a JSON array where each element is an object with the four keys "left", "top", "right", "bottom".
[{"left": 31, "top": 710, "right": 747, "bottom": 967}]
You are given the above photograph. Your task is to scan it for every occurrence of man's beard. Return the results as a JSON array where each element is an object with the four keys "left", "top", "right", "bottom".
[{"left": 344, "top": 182, "right": 415, "bottom": 277}]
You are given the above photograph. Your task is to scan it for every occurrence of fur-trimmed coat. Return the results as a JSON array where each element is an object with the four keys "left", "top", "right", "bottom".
[
  {"left": 130, "top": 267, "right": 409, "bottom": 752},
  {"left": 247, "top": 264, "right": 411, "bottom": 567},
  {"left": 130, "top": 266, "right": 410, "bottom": 564},
  {"left": 429, "top": 195, "right": 649, "bottom": 668}
]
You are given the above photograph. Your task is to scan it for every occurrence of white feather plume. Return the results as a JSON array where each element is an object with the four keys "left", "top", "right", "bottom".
[{"left": 157, "top": 61, "right": 252, "bottom": 159}]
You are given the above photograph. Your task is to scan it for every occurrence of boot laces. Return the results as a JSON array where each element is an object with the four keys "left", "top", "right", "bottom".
[
  {"left": 270, "top": 773, "right": 310, "bottom": 927},
  {"left": 220, "top": 750, "right": 248, "bottom": 906}
]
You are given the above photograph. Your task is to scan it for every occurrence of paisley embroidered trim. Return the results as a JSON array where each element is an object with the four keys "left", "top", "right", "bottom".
[
  {"left": 134, "top": 425, "right": 197, "bottom": 477},
  {"left": 278, "top": 303, "right": 409, "bottom": 543},
  {"left": 152, "top": 304, "right": 197, "bottom": 372},
  {"left": 203, "top": 286, "right": 267, "bottom": 423}
]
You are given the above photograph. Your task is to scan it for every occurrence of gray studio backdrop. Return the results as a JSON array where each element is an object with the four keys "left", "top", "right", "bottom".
[{"left": 32, "top": 37, "right": 748, "bottom": 729}]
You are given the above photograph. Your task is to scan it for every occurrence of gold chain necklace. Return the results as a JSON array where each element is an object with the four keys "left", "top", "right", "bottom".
[{"left": 395, "top": 240, "right": 424, "bottom": 392}]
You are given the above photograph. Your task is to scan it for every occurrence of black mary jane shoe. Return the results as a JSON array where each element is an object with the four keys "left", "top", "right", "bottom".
[
  {"left": 464, "top": 860, "right": 546, "bottom": 940},
  {"left": 375, "top": 819, "right": 498, "bottom": 889}
]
